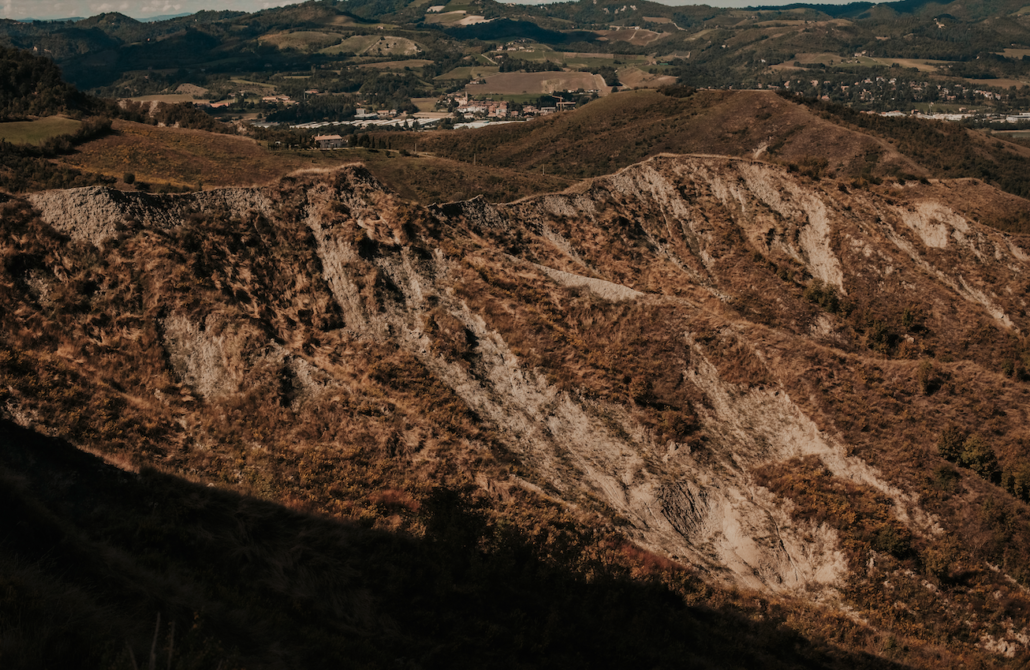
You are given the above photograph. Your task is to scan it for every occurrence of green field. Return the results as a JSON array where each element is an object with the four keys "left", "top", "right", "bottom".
[
  {"left": 412, "top": 97, "right": 441, "bottom": 112},
  {"left": 435, "top": 65, "right": 500, "bottom": 80},
  {"left": 511, "top": 47, "right": 648, "bottom": 68},
  {"left": 0, "top": 116, "right": 82, "bottom": 145},
  {"left": 321, "top": 35, "right": 422, "bottom": 56},
  {"left": 258, "top": 31, "right": 341, "bottom": 51},
  {"left": 910, "top": 102, "right": 990, "bottom": 113},
  {"left": 469, "top": 93, "right": 545, "bottom": 103},
  {"left": 128, "top": 93, "right": 210, "bottom": 104},
  {"left": 358, "top": 59, "right": 435, "bottom": 71},
  {"left": 423, "top": 10, "right": 469, "bottom": 25},
  {"left": 229, "top": 77, "right": 277, "bottom": 90}
]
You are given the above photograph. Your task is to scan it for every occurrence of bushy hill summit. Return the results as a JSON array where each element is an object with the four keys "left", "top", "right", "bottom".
[
  {"left": 0, "top": 45, "right": 91, "bottom": 120},
  {"left": 3, "top": 154, "right": 1030, "bottom": 666}
]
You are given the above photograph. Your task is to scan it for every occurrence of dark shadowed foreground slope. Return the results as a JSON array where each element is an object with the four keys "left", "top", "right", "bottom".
[
  {"left": 0, "top": 419, "right": 907, "bottom": 669},
  {"left": 3, "top": 155, "right": 1030, "bottom": 666}
]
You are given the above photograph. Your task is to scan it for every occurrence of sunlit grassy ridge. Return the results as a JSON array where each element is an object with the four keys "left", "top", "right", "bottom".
[{"left": 57, "top": 119, "right": 572, "bottom": 202}]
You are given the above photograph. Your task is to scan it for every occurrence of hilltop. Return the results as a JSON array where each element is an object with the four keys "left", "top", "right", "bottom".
[
  {"left": 42, "top": 86, "right": 1030, "bottom": 211},
  {"left": 386, "top": 88, "right": 925, "bottom": 180},
  {"left": 0, "top": 45, "right": 96, "bottom": 120},
  {"left": 376, "top": 88, "right": 1030, "bottom": 203}
]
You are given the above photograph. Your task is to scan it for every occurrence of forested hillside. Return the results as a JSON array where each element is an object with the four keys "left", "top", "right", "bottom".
[{"left": 0, "top": 46, "right": 84, "bottom": 120}]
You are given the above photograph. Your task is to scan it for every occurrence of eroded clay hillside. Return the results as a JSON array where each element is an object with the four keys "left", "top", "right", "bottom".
[{"left": 3, "top": 155, "right": 1030, "bottom": 667}]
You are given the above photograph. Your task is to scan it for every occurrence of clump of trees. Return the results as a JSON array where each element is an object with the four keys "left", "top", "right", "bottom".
[
  {"left": 937, "top": 427, "right": 1030, "bottom": 503},
  {"left": 938, "top": 428, "right": 1000, "bottom": 482},
  {"left": 118, "top": 100, "right": 235, "bottom": 134},
  {"left": 499, "top": 57, "right": 562, "bottom": 73},
  {"left": 266, "top": 94, "right": 357, "bottom": 124},
  {"left": 0, "top": 46, "right": 86, "bottom": 120}
]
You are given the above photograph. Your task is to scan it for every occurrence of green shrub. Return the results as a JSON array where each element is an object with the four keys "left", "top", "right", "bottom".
[
  {"left": 930, "top": 464, "right": 960, "bottom": 492},
  {"left": 937, "top": 427, "right": 965, "bottom": 462},
  {"left": 940, "top": 430, "right": 999, "bottom": 483},
  {"left": 871, "top": 523, "right": 912, "bottom": 559},
  {"left": 1004, "top": 462, "right": 1030, "bottom": 502},
  {"left": 916, "top": 360, "right": 939, "bottom": 395},
  {"left": 866, "top": 319, "right": 898, "bottom": 354},
  {"left": 959, "top": 435, "right": 999, "bottom": 482},
  {"left": 803, "top": 279, "right": 843, "bottom": 314}
]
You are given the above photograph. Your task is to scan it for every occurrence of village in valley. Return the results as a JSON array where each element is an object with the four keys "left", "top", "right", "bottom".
[{"left": 16, "top": 2, "right": 1027, "bottom": 150}]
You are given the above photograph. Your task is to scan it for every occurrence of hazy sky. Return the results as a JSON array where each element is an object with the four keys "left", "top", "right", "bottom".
[
  {"left": 1, "top": 0, "right": 303, "bottom": 20},
  {"left": 2, "top": 0, "right": 869, "bottom": 20}
]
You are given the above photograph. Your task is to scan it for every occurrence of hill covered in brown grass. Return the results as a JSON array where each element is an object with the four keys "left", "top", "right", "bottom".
[
  {"left": 54, "top": 119, "right": 574, "bottom": 203},
  {"left": 44, "top": 89, "right": 1030, "bottom": 221},
  {"left": 382, "top": 89, "right": 923, "bottom": 180},
  {"left": 4, "top": 153, "right": 1030, "bottom": 666},
  {"left": 383, "top": 89, "right": 1030, "bottom": 205}
]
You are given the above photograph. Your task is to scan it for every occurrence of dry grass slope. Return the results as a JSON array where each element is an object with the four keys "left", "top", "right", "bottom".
[
  {"left": 56, "top": 120, "right": 572, "bottom": 203},
  {"left": 5, "top": 144, "right": 1030, "bottom": 667},
  {"left": 388, "top": 89, "right": 922, "bottom": 180}
]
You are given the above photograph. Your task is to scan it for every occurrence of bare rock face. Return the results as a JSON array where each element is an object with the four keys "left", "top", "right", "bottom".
[
  {"left": 5, "top": 155, "right": 1030, "bottom": 656},
  {"left": 27, "top": 186, "right": 274, "bottom": 245}
]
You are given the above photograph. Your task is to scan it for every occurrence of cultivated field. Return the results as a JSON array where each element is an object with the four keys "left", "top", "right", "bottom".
[
  {"left": 423, "top": 10, "right": 488, "bottom": 25},
  {"left": 435, "top": 65, "right": 499, "bottom": 80},
  {"left": 494, "top": 46, "right": 647, "bottom": 69},
  {"left": 617, "top": 67, "right": 677, "bottom": 90},
  {"left": 966, "top": 77, "right": 1028, "bottom": 88},
  {"left": 258, "top": 31, "right": 342, "bottom": 51},
  {"left": 683, "top": 28, "right": 715, "bottom": 41},
  {"left": 595, "top": 28, "right": 667, "bottom": 46},
  {"left": 358, "top": 59, "right": 434, "bottom": 70},
  {"left": 769, "top": 52, "right": 856, "bottom": 69},
  {"left": 127, "top": 93, "right": 210, "bottom": 104},
  {"left": 870, "top": 57, "right": 953, "bottom": 72},
  {"left": 0, "top": 116, "right": 82, "bottom": 145},
  {"left": 321, "top": 35, "right": 422, "bottom": 56},
  {"left": 228, "top": 78, "right": 277, "bottom": 94},
  {"left": 465, "top": 72, "right": 612, "bottom": 96},
  {"left": 412, "top": 97, "right": 440, "bottom": 112}
]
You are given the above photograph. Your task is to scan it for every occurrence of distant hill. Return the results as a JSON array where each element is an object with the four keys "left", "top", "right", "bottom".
[
  {"left": 139, "top": 13, "right": 194, "bottom": 23},
  {"left": 3, "top": 0, "right": 1030, "bottom": 95},
  {"left": 747, "top": 0, "right": 1025, "bottom": 19},
  {"left": 387, "top": 89, "right": 920, "bottom": 180},
  {"left": 386, "top": 88, "right": 1030, "bottom": 201}
]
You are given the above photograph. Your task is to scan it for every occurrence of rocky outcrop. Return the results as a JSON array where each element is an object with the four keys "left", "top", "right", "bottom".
[
  {"left": 8, "top": 154, "right": 1030, "bottom": 656},
  {"left": 27, "top": 186, "right": 273, "bottom": 245}
]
